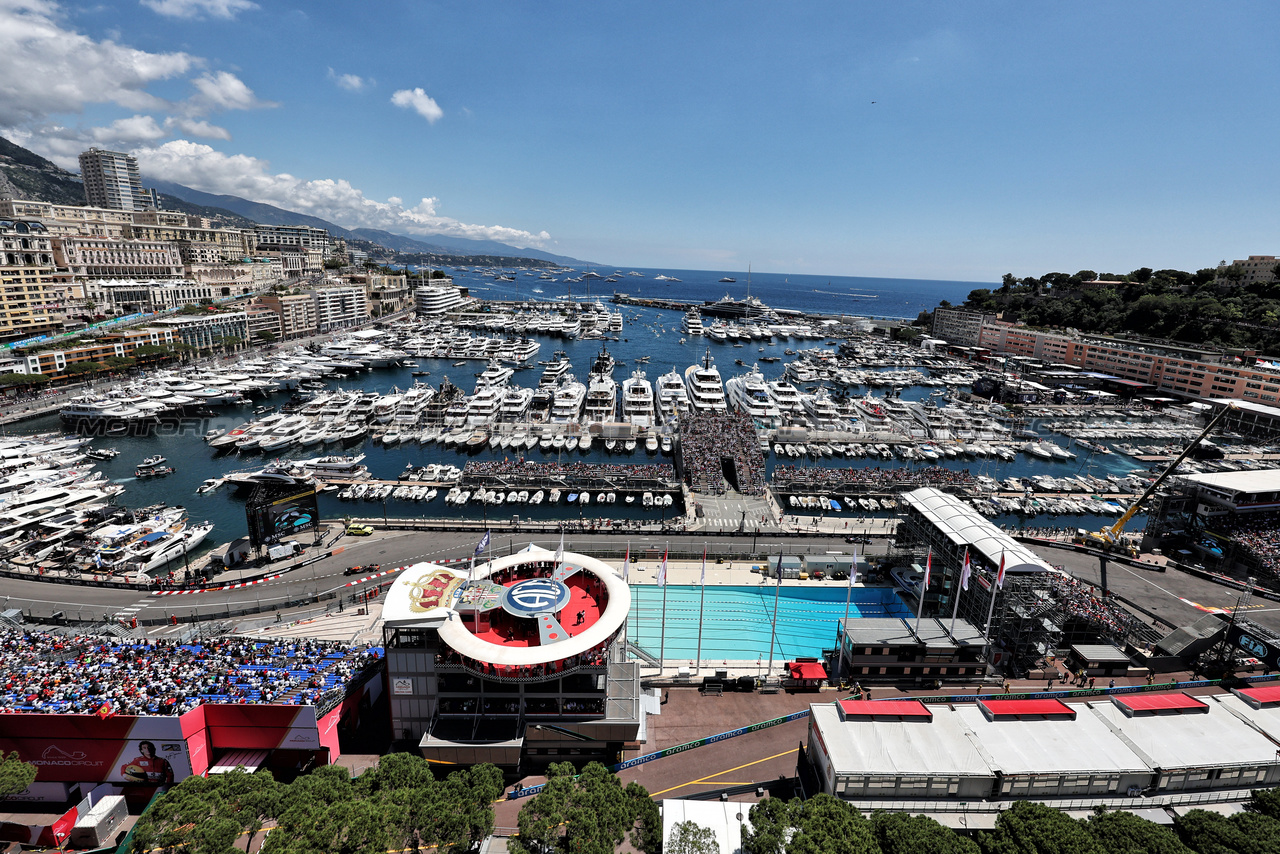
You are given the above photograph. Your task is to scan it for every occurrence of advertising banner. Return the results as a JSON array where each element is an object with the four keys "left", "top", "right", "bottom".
[
  {"left": 0, "top": 715, "right": 192, "bottom": 784},
  {"left": 246, "top": 487, "right": 318, "bottom": 547}
]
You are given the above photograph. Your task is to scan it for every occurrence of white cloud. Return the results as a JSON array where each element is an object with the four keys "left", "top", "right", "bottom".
[
  {"left": 189, "top": 71, "right": 275, "bottom": 112},
  {"left": 135, "top": 140, "right": 550, "bottom": 247},
  {"left": 139, "top": 0, "right": 257, "bottom": 19},
  {"left": 0, "top": 0, "right": 193, "bottom": 127},
  {"left": 91, "top": 114, "right": 167, "bottom": 144},
  {"left": 390, "top": 88, "right": 443, "bottom": 123},
  {"left": 165, "top": 117, "right": 231, "bottom": 140},
  {"left": 327, "top": 68, "right": 368, "bottom": 92}
]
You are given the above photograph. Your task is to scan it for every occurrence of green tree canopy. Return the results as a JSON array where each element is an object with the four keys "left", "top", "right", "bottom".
[
  {"left": 980, "top": 801, "right": 1098, "bottom": 854},
  {"left": 0, "top": 751, "right": 36, "bottom": 800},
  {"left": 0, "top": 373, "right": 51, "bottom": 388},
  {"left": 668, "top": 819, "right": 719, "bottom": 854},
  {"left": 1084, "top": 807, "right": 1193, "bottom": 854},
  {"left": 871, "top": 810, "right": 978, "bottom": 854},
  {"left": 512, "top": 761, "right": 659, "bottom": 854}
]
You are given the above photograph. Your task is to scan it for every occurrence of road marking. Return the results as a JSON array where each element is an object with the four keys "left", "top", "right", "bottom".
[{"left": 648, "top": 748, "right": 797, "bottom": 797}]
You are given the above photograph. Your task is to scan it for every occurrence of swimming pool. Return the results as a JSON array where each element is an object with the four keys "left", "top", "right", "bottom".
[{"left": 627, "top": 585, "right": 912, "bottom": 661}]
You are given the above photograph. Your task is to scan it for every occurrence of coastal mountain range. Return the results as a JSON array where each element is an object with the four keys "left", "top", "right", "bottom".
[{"left": 0, "top": 134, "right": 589, "bottom": 266}]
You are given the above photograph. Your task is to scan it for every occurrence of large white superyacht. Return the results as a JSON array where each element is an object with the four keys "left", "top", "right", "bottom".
[
  {"left": 550, "top": 374, "right": 587, "bottom": 423},
  {"left": 621, "top": 369, "right": 656, "bottom": 427},
  {"left": 683, "top": 350, "right": 728, "bottom": 414},
  {"left": 655, "top": 368, "right": 692, "bottom": 423},
  {"left": 725, "top": 365, "right": 782, "bottom": 427}
]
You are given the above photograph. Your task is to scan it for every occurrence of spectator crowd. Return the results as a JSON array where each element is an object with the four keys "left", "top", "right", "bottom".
[
  {"left": 0, "top": 629, "right": 381, "bottom": 716},
  {"left": 773, "top": 463, "right": 978, "bottom": 493},
  {"left": 679, "top": 412, "right": 767, "bottom": 495}
]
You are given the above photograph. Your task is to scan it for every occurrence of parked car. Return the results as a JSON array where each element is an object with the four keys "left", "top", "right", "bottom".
[{"left": 346, "top": 523, "right": 374, "bottom": 536}]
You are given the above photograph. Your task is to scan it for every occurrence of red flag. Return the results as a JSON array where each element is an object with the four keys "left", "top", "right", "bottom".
[
  {"left": 996, "top": 552, "right": 1007, "bottom": 589},
  {"left": 657, "top": 549, "right": 668, "bottom": 587},
  {"left": 960, "top": 547, "right": 971, "bottom": 591},
  {"left": 923, "top": 548, "right": 932, "bottom": 590}
]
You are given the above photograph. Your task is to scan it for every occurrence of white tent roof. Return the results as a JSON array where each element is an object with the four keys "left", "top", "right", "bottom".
[
  {"left": 954, "top": 703, "right": 1149, "bottom": 775},
  {"left": 903, "top": 487, "right": 1055, "bottom": 574},
  {"left": 810, "top": 703, "right": 992, "bottom": 779},
  {"left": 1090, "top": 696, "right": 1279, "bottom": 770}
]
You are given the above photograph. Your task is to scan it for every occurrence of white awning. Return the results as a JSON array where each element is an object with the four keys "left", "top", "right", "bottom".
[{"left": 207, "top": 749, "right": 269, "bottom": 774}]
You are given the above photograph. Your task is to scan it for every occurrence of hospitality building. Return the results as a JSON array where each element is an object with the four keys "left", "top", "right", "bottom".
[
  {"left": 150, "top": 310, "right": 249, "bottom": 350},
  {"left": 806, "top": 691, "right": 1280, "bottom": 816},
  {"left": 381, "top": 546, "right": 642, "bottom": 770}
]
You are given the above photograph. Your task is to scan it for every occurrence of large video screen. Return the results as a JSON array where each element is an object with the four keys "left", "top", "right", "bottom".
[{"left": 246, "top": 487, "right": 319, "bottom": 547}]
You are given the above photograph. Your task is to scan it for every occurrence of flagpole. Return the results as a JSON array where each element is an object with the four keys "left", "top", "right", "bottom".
[
  {"left": 696, "top": 543, "right": 706, "bottom": 674},
  {"left": 836, "top": 547, "right": 857, "bottom": 685},
  {"left": 659, "top": 543, "right": 668, "bottom": 676},
  {"left": 914, "top": 548, "right": 930, "bottom": 635},
  {"left": 983, "top": 553, "right": 1004, "bottom": 664},
  {"left": 766, "top": 544, "right": 782, "bottom": 681},
  {"left": 950, "top": 548, "right": 967, "bottom": 637}
]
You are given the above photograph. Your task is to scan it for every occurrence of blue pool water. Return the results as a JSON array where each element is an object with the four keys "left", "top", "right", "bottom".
[{"left": 627, "top": 585, "right": 912, "bottom": 661}]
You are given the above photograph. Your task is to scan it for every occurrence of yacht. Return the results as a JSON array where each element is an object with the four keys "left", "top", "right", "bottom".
[
  {"left": 393, "top": 384, "right": 435, "bottom": 429},
  {"left": 258, "top": 416, "right": 310, "bottom": 452},
  {"left": 621, "top": 370, "right": 656, "bottom": 427},
  {"left": 656, "top": 368, "right": 692, "bottom": 423},
  {"left": 550, "top": 375, "right": 587, "bottom": 422},
  {"left": 59, "top": 396, "right": 146, "bottom": 425},
  {"left": 475, "top": 359, "right": 515, "bottom": 390},
  {"left": 766, "top": 379, "right": 806, "bottom": 422},
  {"left": 582, "top": 375, "right": 618, "bottom": 424},
  {"left": 801, "top": 389, "right": 841, "bottom": 429},
  {"left": 538, "top": 351, "right": 572, "bottom": 389},
  {"left": 683, "top": 350, "right": 728, "bottom": 414},
  {"left": 500, "top": 386, "right": 534, "bottom": 422},
  {"left": 725, "top": 365, "right": 782, "bottom": 427},
  {"left": 680, "top": 310, "right": 704, "bottom": 336},
  {"left": 466, "top": 386, "right": 504, "bottom": 426}
]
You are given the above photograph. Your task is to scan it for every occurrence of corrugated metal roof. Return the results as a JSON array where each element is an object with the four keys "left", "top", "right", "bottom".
[{"left": 903, "top": 488, "right": 1055, "bottom": 574}]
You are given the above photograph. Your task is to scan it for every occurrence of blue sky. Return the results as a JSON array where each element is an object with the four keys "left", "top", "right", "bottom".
[{"left": 2, "top": 1, "right": 1278, "bottom": 280}]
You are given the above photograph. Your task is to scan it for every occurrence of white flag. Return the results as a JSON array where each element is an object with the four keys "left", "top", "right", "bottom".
[
  {"left": 849, "top": 547, "right": 858, "bottom": 588},
  {"left": 699, "top": 545, "right": 706, "bottom": 586},
  {"left": 623, "top": 542, "right": 630, "bottom": 582},
  {"left": 658, "top": 549, "right": 668, "bottom": 587},
  {"left": 554, "top": 532, "right": 564, "bottom": 566},
  {"left": 960, "top": 547, "right": 971, "bottom": 591}
]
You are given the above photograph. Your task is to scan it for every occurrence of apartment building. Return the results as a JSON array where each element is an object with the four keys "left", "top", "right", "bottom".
[
  {"left": 1217, "top": 256, "right": 1279, "bottom": 287},
  {"left": 308, "top": 285, "right": 369, "bottom": 332},
  {"left": 931, "top": 307, "right": 993, "bottom": 347},
  {"left": 53, "top": 235, "right": 184, "bottom": 280},
  {"left": 351, "top": 271, "right": 410, "bottom": 317},
  {"left": 246, "top": 304, "right": 283, "bottom": 341},
  {"left": 0, "top": 220, "right": 63, "bottom": 342},
  {"left": 976, "top": 319, "right": 1280, "bottom": 405},
  {"left": 78, "top": 148, "right": 151, "bottom": 212},
  {"left": 256, "top": 293, "right": 318, "bottom": 339}
]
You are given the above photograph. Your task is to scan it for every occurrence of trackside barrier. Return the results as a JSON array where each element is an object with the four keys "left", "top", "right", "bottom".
[{"left": 505, "top": 673, "right": 1280, "bottom": 800}]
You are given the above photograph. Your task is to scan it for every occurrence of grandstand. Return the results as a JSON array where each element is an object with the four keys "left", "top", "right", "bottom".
[
  {"left": 1166, "top": 469, "right": 1280, "bottom": 579},
  {"left": 676, "top": 411, "right": 767, "bottom": 495},
  {"left": 0, "top": 627, "right": 383, "bottom": 792}
]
